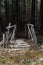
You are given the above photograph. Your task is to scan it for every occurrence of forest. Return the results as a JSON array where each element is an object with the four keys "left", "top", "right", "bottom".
[
  {"left": 0, "top": 0, "right": 43, "bottom": 65},
  {"left": 0, "top": 0, "right": 43, "bottom": 34}
]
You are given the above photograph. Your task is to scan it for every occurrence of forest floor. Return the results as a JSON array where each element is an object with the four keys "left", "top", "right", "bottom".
[{"left": 0, "top": 39, "right": 43, "bottom": 65}]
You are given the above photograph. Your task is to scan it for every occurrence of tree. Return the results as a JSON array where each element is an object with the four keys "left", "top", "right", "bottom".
[
  {"left": 40, "top": 0, "right": 43, "bottom": 32},
  {"left": 0, "top": 0, "right": 4, "bottom": 32},
  {"left": 31, "top": 0, "right": 35, "bottom": 25}
]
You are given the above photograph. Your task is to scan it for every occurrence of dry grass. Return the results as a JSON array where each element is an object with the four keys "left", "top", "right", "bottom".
[{"left": 0, "top": 39, "right": 43, "bottom": 65}]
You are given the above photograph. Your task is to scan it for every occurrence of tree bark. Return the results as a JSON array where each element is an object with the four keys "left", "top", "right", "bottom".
[
  {"left": 40, "top": 0, "right": 43, "bottom": 31},
  {"left": 31, "top": 0, "right": 35, "bottom": 25}
]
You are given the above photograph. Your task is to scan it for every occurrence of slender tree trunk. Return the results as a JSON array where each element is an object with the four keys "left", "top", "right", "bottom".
[
  {"left": 40, "top": 0, "right": 43, "bottom": 31},
  {"left": 0, "top": 0, "right": 2, "bottom": 32},
  {"left": 5, "top": 0, "right": 9, "bottom": 26},
  {"left": 12, "top": 0, "right": 14, "bottom": 24},
  {"left": 16, "top": 0, "right": 19, "bottom": 32},
  {"left": 31, "top": 0, "right": 35, "bottom": 25}
]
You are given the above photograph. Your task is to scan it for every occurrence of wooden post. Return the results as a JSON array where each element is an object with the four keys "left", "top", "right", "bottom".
[
  {"left": 25, "top": 24, "right": 26, "bottom": 36},
  {"left": 6, "top": 32, "right": 9, "bottom": 48},
  {"left": 3, "top": 34, "right": 5, "bottom": 48},
  {"left": 8, "top": 23, "right": 11, "bottom": 35}
]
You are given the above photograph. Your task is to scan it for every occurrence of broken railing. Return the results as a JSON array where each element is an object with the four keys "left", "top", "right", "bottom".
[
  {"left": 1, "top": 23, "right": 16, "bottom": 48},
  {"left": 27, "top": 24, "right": 39, "bottom": 49},
  {"left": 6, "top": 23, "right": 16, "bottom": 41}
]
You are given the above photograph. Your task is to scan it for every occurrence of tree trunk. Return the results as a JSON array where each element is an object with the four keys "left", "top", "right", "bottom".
[
  {"left": 31, "top": 0, "right": 35, "bottom": 25},
  {"left": 5, "top": 0, "right": 9, "bottom": 26},
  {"left": 40, "top": 0, "right": 43, "bottom": 31}
]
